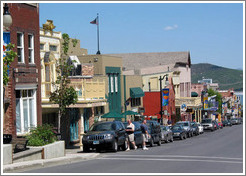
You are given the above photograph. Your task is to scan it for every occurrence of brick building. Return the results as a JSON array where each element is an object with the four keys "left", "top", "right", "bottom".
[{"left": 3, "top": 3, "right": 42, "bottom": 137}]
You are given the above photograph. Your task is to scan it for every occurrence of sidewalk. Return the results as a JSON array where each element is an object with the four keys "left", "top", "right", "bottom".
[{"left": 3, "top": 146, "right": 100, "bottom": 173}]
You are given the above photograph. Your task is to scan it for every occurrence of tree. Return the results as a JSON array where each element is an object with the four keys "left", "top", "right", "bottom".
[
  {"left": 49, "top": 33, "right": 78, "bottom": 145},
  {"left": 207, "top": 88, "right": 222, "bottom": 114},
  {"left": 3, "top": 43, "right": 17, "bottom": 86}
]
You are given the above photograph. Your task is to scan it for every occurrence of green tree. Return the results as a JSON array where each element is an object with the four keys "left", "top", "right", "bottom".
[
  {"left": 49, "top": 33, "right": 78, "bottom": 145},
  {"left": 207, "top": 88, "right": 222, "bottom": 114},
  {"left": 3, "top": 43, "right": 17, "bottom": 86}
]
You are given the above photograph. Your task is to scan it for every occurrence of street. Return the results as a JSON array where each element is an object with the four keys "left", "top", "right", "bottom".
[{"left": 25, "top": 124, "right": 243, "bottom": 173}]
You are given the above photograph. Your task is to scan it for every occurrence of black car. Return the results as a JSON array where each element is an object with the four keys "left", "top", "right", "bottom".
[
  {"left": 222, "top": 120, "right": 232, "bottom": 127},
  {"left": 190, "top": 122, "right": 199, "bottom": 136},
  {"left": 123, "top": 121, "right": 143, "bottom": 148},
  {"left": 171, "top": 125, "right": 187, "bottom": 140},
  {"left": 175, "top": 121, "right": 193, "bottom": 137},
  {"left": 82, "top": 121, "right": 128, "bottom": 152},
  {"left": 145, "top": 120, "right": 162, "bottom": 147},
  {"left": 160, "top": 125, "right": 173, "bottom": 143}
]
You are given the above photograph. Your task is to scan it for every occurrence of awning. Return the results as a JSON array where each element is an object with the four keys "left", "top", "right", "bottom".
[
  {"left": 122, "top": 110, "right": 139, "bottom": 116},
  {"left": 191, "top": 92, "right": 198, "bottom": 97},
  {"left": 101, "top": 111, "right": 123, "bottom": 118},
  {"left": 130, "top": 87, "right": 144, "bottom": 98}
]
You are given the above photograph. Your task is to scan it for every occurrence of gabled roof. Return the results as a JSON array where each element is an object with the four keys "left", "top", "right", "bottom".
[{"left": 108, "top": 51, "right": 190, "bottom": 70}]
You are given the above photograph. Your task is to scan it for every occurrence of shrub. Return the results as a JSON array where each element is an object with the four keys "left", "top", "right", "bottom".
[{"left": 26, "top": 124, "right": 57, "bottom": 146}]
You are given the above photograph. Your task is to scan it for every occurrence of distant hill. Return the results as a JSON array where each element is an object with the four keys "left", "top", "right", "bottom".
[{"left": 191, "top": 63, "right": 243, "bottom": 91}]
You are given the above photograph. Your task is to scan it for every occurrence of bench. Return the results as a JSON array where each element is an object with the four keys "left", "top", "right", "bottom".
[{"left": 11, "top": 138, "right": 29, "bottom": 153}]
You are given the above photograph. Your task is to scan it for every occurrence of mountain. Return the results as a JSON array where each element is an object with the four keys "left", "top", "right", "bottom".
[{"left": 191, "top": 63, "right": 243, "bottom": 91}]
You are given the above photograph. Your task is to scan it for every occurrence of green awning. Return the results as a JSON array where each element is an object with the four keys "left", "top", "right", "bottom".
[
  {"left": 130, "top": 87, "right": 144, "bottom": 98},
  {"left": 122, "top": 110, "right": 140, "bottom": 116},
  {"left": 101, "top": 111, "right": 123, "bottom": 118},
  {"left": 191, "top": 92, "right": 199, "bottom": 97}
]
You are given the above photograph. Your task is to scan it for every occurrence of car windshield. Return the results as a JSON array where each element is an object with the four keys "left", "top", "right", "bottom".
[
  {"left": 90, "top": 122, "right": 114, "bottom": 131},
  {"left": 172, "top": 126, "right": 181, "bottom": 130},
  {"left": 177, "top": 122, "right": 188, "bottom": 126},
  {"left": 202, "top": 119, "right": 212, "bottom": 123}
]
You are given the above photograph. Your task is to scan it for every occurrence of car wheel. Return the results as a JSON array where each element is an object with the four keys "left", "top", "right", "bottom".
[
  {"left": 157, "top": 138, "right": 161, "bottom": 146},
  {"left": 180, "top": 135, "right": 183, "bottom": 140},
  {"left": 83, "top": 145, "right": 90, "bottom": 152},
  {"left": 150, "top": 138, "right": 154, "bottom": 147},
  {"left": 122, "top": 140, "right": 128, "bottom": 151},
  {"left": 96, "top": 147, "right": 101, "bottom": 153},
  {"left": 112, "top": 140, "right": 118, "bottom": 152},
  {"left": 184, "top": 133, "right": 187, "bottom": 139}
]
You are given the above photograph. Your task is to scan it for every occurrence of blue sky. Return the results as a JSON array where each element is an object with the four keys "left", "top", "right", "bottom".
[{"left": 39, "top": 2, "right": 244, "bottom": 69}]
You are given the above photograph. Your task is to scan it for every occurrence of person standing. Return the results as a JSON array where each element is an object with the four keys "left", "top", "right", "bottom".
[
  {"left": 125, "top": 119, "right": 137, "bottom": 151},
  {"left": 140, "top": 120, "right": 150, "bottom": 150}
]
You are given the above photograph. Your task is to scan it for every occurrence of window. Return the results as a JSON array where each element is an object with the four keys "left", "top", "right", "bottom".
[
  {"left": 28, "top": 34, "right": 34, "bottom": 63},
  {"left": 131, "top": 98, "right": 141, "bottom": 107},
  {"left": 40, "top": 43, "right": 44, "bottom": 50},
  {"left": 115, "top": 75, "right": 118, "bottom": 92},
  {"left": 17, "top": 32, "right": 24, "bottom": 63},
  {"left": 16, "top": 89, "right": 37, "bottom": 134},
  {"left": 49, "top": 45, "right": 57, "bottom": 52},
  {"left": 110, "top": 75, "right": 114, "bottom": 93}
]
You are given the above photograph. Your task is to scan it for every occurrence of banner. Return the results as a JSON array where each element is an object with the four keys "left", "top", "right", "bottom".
[
  {"left": 3, "top": 32, "right": 10, "bottom": 75},
  {"left": 162, "top": 88, "right": 169, "bottom": 106},
  {"left": 203, "top": 96, "right": 208, "bottom": 109}
]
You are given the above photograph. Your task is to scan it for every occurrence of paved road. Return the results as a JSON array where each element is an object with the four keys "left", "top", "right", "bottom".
[{"left": 25, "top": 124, "right": 244, "bottom": 173}]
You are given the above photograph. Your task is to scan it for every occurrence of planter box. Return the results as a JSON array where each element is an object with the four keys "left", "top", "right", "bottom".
[
  {"left": 3, "top": 144, "right": 12, "bottom": 165},
  {"left": 29, "top": 141, "right": 65, "bottom": 159}
]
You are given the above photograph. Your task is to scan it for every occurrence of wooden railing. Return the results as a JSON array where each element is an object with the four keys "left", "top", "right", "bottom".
[{"left": 41, "top": 77, "right": 106, "bottom": 102}]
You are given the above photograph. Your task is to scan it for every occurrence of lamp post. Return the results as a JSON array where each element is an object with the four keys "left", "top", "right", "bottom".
[
  {"left": 159, "top": 74, "right": 169, "bottom": 125},
  {"left": 3, "top": 3, "right": 12, "bottom": 30}
]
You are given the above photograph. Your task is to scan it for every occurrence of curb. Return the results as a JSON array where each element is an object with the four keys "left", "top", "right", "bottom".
[{"left": 3, "top": 153, "right": 100, "bottom": 173}]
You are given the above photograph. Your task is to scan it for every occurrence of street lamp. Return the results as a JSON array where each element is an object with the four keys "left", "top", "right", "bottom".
[
  {"left": 159, "top": 74, "right": 169, "bottom": 125},
  {"left": 3, "top": 3, "right": 12, "bottom": 29}
]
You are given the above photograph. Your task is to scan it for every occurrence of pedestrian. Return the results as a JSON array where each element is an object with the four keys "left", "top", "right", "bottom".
[
  {"left": 125, "top": 119, "right": 137, "bottom": 151},
  {"left": 140, "top": 120, "right": 150, "bottom": 150}
]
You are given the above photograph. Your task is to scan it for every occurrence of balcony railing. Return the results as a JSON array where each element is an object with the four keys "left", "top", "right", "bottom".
[{"left": 41, "top": 77, "right": 106, "bottom": 102}]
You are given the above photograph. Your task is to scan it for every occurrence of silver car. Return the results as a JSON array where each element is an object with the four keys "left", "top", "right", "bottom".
[
  {"left": 201, "top": 118, "right": 215, "bottom": 131},
  {"left": 160, "top": 125, "right": 173, "bottom": 143}
]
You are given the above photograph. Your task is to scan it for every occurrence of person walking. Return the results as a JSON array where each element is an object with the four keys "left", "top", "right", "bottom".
[
  {"left": 125, "top": 119, "right": 137, "bottom": 151},
  {"left": 140, "top": 120, "right": 150, "bottom": 150}
]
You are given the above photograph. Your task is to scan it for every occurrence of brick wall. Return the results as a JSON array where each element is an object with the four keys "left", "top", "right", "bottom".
[
  {"left": 4, "top": 3, "right": 42, "bottom": 137},
  {"left": 82, "top": 64, "right": 94, "bottom": 76}
]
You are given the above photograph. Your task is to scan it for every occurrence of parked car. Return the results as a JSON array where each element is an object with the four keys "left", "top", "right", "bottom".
[
  {"left": 82, "top": 121, "right": 128, "bottom": 152},
  {"left": 190, "top": 122, "right": 200, "bottom": 136},
  {"left": 201, "top": 118, "right": 215, "bottom": 131},
  {"left": 237, "top": 118, "right": 242, "bottom": 124},
  {"left": 160, "top": 125, "right": 173, "bottom": 143},
  {"left": 175, "top": 121, "right": 193, "bottom": 137},
  {"left": 145, "top": 120, "right": 162, "bottom": 147},
  {"left": 123, "top": 121, "right": 143, "bottom": 148},
  {"left": 197, "top": 122, "right": 204, "bottom": 134},
  {"left": 230, "top": 118, "right": 239, "bottom": 125},
  {"left": 171, "top": 125, "right": 187, "bottom": 140},
  {"left": 212, "top": 121, "right": 220, "bottom": 130},
  {"left": 222, "top": 120, "right": 232, "bottom": 127}
]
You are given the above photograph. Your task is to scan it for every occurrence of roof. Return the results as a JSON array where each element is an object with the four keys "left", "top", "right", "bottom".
[{"left": 107, "top": 51, "right": 190, "bottom": 70}]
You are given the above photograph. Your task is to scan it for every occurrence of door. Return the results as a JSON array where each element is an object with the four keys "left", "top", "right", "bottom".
[
  {"left": 69, "top": 108, "right": 79, "bottom": 142},
  {"left": 84, "top": 108, "right": 91, "bottom": 132}
]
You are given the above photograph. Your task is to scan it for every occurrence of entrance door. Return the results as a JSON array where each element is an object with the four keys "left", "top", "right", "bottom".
[
  {"left": 69, "top": 108, "right": 79, "bottom": 142},
  {"left": 84, "top": 108, "right": 91, "bottom": 132}
]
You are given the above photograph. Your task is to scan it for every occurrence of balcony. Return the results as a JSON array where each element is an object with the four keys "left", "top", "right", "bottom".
[{"left": 41, "top": 77, "right": 106, "bottom": 103}]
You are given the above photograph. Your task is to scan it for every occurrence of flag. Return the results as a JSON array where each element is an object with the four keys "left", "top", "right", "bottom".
[
  {"left": 162, "top": 88, "right": 169, "bottom": 106},
  {"left": 90, "top": 17, "right": 98, "bottom": 25}
]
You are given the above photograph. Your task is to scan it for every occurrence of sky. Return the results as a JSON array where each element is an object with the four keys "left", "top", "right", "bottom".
[{"left": 39, "top": 2, "right": 244, "bottom": 70}]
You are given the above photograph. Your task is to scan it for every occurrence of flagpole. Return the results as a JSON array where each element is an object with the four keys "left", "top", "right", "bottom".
[{"left": 96, "top": 13, "right": 101, "bottom": 55}]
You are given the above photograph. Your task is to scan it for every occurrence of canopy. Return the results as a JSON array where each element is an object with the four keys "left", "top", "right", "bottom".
[
  {"left": 101, "top": 111, "right": 123, "bottom": 118},
  {"left": 130, "top": 87, "right": 144, "bottom": 98},
  {"left": 122, "top": 110, "right": 140, "bottom": 116},
  {"left": 191, "top": 92, "right": 198, "bottom": 97}
]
